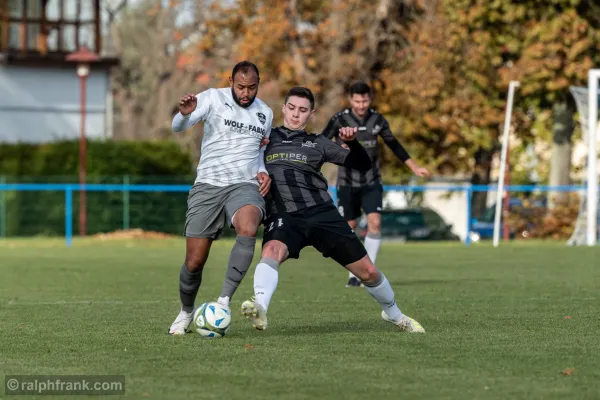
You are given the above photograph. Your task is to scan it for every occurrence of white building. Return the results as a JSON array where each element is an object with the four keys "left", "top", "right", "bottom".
[{"left": 0, "top": 0, "right": 118, "bottom": 143}]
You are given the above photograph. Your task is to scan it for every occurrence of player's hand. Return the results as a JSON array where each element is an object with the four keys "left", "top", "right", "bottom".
[
  {"left": 412, "top": 166, "right": 431, "bottom": 179},
  {"left": 260, "top": 137, "right": 270, "bottom": 148},
  {"left": 178, "top": 93, "right": 197, "bottom": 116},
  {"left": 338, "top": 127, "right": 358, "bottom": 142},
  {"left": 257, "top": 172, "right": 271, "bottom": 197}
]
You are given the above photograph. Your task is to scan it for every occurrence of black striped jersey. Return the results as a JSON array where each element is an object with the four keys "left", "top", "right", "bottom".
[
  {"left": 321, "top": 108, "right": 410, "bottom": 188},
  {"left": 264, "top": 126, "right": 350, "bottom": 214}
]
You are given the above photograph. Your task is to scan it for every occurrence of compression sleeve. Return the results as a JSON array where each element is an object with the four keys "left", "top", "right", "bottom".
[{"left": 342, "top": 140, "right": 372, "bottom": 171}]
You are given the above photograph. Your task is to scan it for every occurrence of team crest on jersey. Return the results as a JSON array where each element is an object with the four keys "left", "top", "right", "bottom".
[
  {"left": 257, "top": 112, "right": 266, "bottom": 125},
  {"left": 302, "top": 141, "right": 317, "bottom": 148},
  {"left": 373, "top": 124, "right": 382, "bottom": 134}
]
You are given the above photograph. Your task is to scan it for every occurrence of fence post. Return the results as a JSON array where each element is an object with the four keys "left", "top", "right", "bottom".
[
  {"left": 465, "top": 186, "right": 473, "bottom": 246},
  {"left": 123, "top": 175, "right": 130, "bottom": 230},
  {"left": 0, "top": 176, "right": 5, "bottom": 239},
  {"left": 65, "top": 186, "right": 73, "bottom": 247}
]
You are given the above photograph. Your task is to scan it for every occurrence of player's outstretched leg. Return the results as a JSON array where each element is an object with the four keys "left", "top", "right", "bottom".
[
  {"left": 347, "top": 256, "right": 425, "bottom": 333},
  {"left": 241, "top": 240, "right": 289, "bottom": 330},
  {"left": 169, "top": 238, "right": 212, "bottom": 335}
]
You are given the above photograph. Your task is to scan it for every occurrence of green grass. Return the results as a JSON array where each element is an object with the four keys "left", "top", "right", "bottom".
[{"left": 0, "top": 238, "right": 598, "bottom": 399}]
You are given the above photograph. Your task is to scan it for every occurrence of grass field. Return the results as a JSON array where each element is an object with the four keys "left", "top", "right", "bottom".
[{"left": 0, "top": 238, "right": 598, "bottom": 399}]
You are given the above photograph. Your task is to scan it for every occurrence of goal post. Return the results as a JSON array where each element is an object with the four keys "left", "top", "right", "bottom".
[
  {"left": 567, "top": 69, "right": 600, "bottom": 247},
  {"left": 493, "top": 81, "right": 520, "bottom": 247},
  {"left": 586, "top": 69, "right": 599, "bottom": 246}
]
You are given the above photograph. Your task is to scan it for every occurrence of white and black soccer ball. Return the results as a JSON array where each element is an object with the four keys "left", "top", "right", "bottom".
[{"left": 191, "top": 301, "right": 231, "bottom": 338}]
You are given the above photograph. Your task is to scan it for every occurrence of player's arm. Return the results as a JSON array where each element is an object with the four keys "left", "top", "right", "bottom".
[
  {"left": 319, "top": 127, "right": 372, "bottom": 172},
  {"left": 342, "top": 139, "right": 372, "bottom": 171},
  {"left": 378, "top": 116, "right": 430, "bottom": 178},
  {"left": 258, "top": 111, "right": 273, "bottom": 175},
  {"left": 256, "top": 110, "right": 273, "bottom": 197},
  {"left": 320, "top": 113, "right": 341, "bottom": 140},
  {"left": 171, "top": 89, "right": 213, "bottom": 132}
]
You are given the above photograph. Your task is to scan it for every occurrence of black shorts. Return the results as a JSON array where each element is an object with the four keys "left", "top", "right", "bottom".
[
  {"left": 262, "top": 203, "right": 367, "bottom": 266},
  {"left": 336, "top": 184, "right": 383, "bottom": 221}
]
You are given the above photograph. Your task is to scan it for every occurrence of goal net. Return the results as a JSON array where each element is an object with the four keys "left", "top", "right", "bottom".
[{"left": 567, "top": 70, "right": 600, "bottom": 246}]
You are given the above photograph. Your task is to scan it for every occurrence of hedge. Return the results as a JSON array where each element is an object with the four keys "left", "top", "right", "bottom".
[{"left": 0, "top": 140, "right": 202, "bottom": 237}]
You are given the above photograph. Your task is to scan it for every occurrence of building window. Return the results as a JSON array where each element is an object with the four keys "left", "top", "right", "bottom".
[{"left": 1, "top": 0, "right": 100, "bottom": 55}]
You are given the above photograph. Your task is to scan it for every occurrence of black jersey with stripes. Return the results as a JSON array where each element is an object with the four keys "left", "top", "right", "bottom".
[
  {"left": 263, "top": 126, "right": 350, "bottom": 214},
  {"left": 321, "top": 108, "right": 411, "bottom": 188}
]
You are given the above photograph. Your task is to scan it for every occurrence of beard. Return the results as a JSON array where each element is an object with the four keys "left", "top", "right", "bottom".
[{"left": 231, "top": 88, "right": 256, "bottom": 108}]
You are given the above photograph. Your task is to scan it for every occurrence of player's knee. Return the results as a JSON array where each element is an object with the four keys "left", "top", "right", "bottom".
[
  {"left": 354, "top": 258, "right": 379, "bottom": 282},
  {"left": 233, "top": 206, "right": 261, "bottom": 236},
  {"left": 184, "top": 249, "right": 208, "bottom": 272},
  {"left": 367, "top": 216, "right": 381, "bottom": 233},
  {"left": 261, "top": 241, "right": 287, "bottom": 263},
  {"left": 235, "top": 223, "right": 258, "bottom": 237},
  {"left": 184, "top": 256, "right": 206, "bottom": 273},
  {"left": 184, "top": 238, "right": 210, "bottom": 272},
  {"left": 363, "top": 265, "right": 379, "bottom": 282}
]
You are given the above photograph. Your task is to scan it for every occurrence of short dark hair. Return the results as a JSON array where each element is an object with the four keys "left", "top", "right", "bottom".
[
  {"left": 232, "top": 61, "right": 260, "bottom": 80},
  {"left": 285, "top": 86, "right": 315, "bottom": 109},
  {"left": 349, "top": 81, "right": 371, "bottom": 97}
]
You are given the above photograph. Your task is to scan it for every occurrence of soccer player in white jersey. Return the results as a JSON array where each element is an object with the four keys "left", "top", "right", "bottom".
[{"left": 168, "top": 61, "right": 274, "bottom": 335}]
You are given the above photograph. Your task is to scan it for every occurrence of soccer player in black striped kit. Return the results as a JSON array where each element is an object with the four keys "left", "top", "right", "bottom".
[
  {"left": 322, "top": 82, "right": 430, "bottom": 287},
  {"left": 240, "top": 86, "right": 425, "bottom": 333}
]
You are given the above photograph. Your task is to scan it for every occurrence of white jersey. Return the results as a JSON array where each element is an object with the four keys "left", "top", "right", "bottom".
[{"left": 172, "top": 88, "right": 273, "bottom": 186}]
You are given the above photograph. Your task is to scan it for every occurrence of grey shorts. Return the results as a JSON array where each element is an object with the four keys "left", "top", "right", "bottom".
[{"left": 184, "top": 182, "right": 265, "bottom": 240}]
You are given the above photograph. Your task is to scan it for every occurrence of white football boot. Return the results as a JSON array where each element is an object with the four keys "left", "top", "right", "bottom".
[
  {"left": 168, "top": 309, "right": 193, "bottom": 335},
  {"left": 241, "top": 297, "right": 268, "bottom": 330},
  {"left": 381, "top": 311, "right": 425, "bottom": 333}
]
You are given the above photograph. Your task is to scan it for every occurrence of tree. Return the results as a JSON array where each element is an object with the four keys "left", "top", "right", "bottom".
[
  {"left": 199, "top": 0, "right": 423, "bottom": 121},
  {"left": 386, "top": 0, "right": 599, "bottom": 213},
  {"left": 377, "top": 0, "right": 529, "bottom": 214},
  {"left": 501, "top": 1, "right": 600, "bottom": 202},
  {"left": 197, "top": 0, "right": 424, "bottom": 181},
  {"left": 110, "top": 1, "right": 211, "bottom": 136}
]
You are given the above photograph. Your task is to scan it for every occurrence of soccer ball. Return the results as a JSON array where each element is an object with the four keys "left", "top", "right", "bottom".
[{"left": 191, "top": 301, "right": 231, "bottom": 338}]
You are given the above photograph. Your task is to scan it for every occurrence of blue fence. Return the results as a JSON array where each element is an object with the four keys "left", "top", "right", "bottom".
[{"left": 0, "top": 183, "right": 597, "bottom": 247}]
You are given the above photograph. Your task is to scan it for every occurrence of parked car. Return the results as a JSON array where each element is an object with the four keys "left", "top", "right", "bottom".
[
  {"left": 469, "top": 197, "right": 547, "bottom": 242},
  {"left": 357, "top": 207, "right": 460, "bottom": 242}
]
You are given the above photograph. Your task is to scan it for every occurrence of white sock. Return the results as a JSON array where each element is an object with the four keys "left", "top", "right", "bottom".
[
  {"left": 364, "top": 271, "right": 404, "bottom": 322},
  {"left": 364, "top": 232, "right": 382, "bottom": 264},
  {"left": 253, "top": 258, "right": 279, "bottom": 311},
  {"left": 217, "top": 296, "right": 230, "bottom": 307},
  {"left": 348, "top": 271, "right": 357, "bottom": 279}
]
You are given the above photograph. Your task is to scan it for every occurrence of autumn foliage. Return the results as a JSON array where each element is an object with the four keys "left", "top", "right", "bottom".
[{"left": 110, "top": 0, "right": 600, "bottom": 188}]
